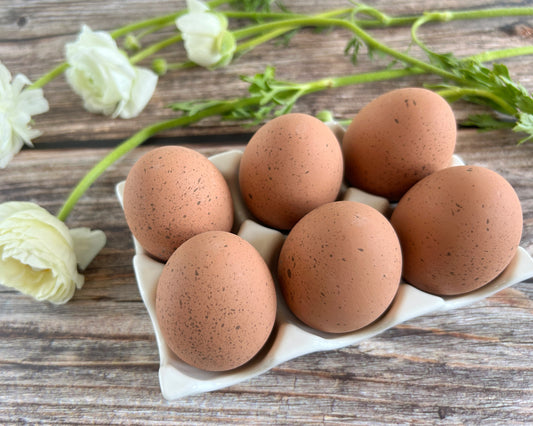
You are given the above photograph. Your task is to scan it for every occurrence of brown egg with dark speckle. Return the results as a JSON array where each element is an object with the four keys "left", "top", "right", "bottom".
[
  {"left": 343, "top": 88, "right": 456, "bottom": 201},
  {"left": 390, "top": 165, "right": 523, "bottom": 295},
  {"left": 156, "top": 231, "right": 277, "bottom": 371},
  {"left": 278, "top": 201, "right": 402, "bottom": 333},
  {"left": 239, "top": 113, "right": 344, "bottom": 230},
  {"left": 123, "top": 146, "right": 233, "bottom": 261}
]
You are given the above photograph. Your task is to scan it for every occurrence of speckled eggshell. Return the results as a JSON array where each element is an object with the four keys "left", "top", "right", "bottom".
[
  {"left": 277, "top": 201, "right": 402, "bottom": 333},
  {"left": 123, "top": 146, "right": 233, "bottom": 261},
  {"left": 390, "top": 165, "right": 523, "bottom": 296},
  {"left": 155, "top": 231, "right": 277, "bottom": 372},
  {"left": 342, "top": 87, "right": 456, "bottom": 201},
  {"left": 239, "top": 113, "right": 344, "bottom": 231}
]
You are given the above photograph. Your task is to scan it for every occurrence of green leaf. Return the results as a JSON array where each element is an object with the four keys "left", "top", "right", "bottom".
[
  {"left": 273, "top": 28, "right": 299, "bottom": 47},
  {"left": 423, "top": 47, "right": 533, "bottom": 143},
  {"left": 344, "top": 37, "right": 363, "bottom": 65},
  {"left": 461, "top": 113, "right": 515, "bottom": 131},
  {"left": 513, "top": 112, "right": 533, "bottom": 144}
]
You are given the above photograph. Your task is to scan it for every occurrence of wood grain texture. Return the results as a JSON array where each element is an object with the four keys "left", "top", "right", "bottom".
[{"left": 0, "top": 0, "right": 532, "bottom": 424}]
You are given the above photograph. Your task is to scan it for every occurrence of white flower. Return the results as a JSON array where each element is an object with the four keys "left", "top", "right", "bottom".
[
  {"left": 176, "top": 0, "right": 236, "bottom": 68},
  {"left": 0, "top": 62, "right": 49, "bottom": 168},
  {"left": 0, "top": 201, "right": 106, "bottom": 304},
  {"left": 65, "top": 25, "right": 158, "bottom": 119}
]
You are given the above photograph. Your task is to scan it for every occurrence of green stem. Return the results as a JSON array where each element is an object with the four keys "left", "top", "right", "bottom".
[
  {"left": 412, "top": 7, "right": 533, "bottom": 53},
  {"left": 130, "top": 34, "right": 183, "bottom": 64},
  {"left": 233, "top": 16, "right": 463, "bottom": 83},
  {"left": 224, "top": 7, "right": 354, "bottom": 22},
  {"left": 235, "top": 27, "right": 294, "bottom": 55},
  {"left": 470, "top": 45, "right": 533, "bottom": 62},
  {"left": 110, "top": 14, "right": 180, "bottom": 39},
  {"left": 29, "top": 63, "right": 69, "bottom": 90},
  {"left": 452, "top": 6, "right": 533, "bottom": 19},
  {"left": 127, "top": 22, "right": 173, "bottom": 44},
  {"left": 56, "top": 96, "right": 258, "bottom": 221},
  {"left": 298, "top": 42, "right": 533, "bottom": 97},
  {"left": 165, "top": 61, "right": 197, "bottom": 72},
  {"left": 233, "top": 7, "right": 354, "bottom": 54},
  {"left": 301, "top": 68, "right": 423, "bottom": 94},
  {"left": 231, "top": 6, "right": 533, "bottom": 85},
  {"left": 223, "top": 8, "right": 418, "bottom": 29}
]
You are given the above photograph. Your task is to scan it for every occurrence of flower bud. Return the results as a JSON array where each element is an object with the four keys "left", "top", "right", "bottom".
[
  {"left": 316, "top": 110, "right": 335, "bottom": 123},
  {"left": 176, "top": 0, "right": 236, "bottom": 69},
  {"left": 124, "top": 33, "right": 142, "bottom": 51},
  {"left": 152, "top": 58, "right": 168, "bottom": 76}
]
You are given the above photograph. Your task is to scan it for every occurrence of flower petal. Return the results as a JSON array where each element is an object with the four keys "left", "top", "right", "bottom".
[
  {"left": 0, "top": 201, "right": 42, "bottom": 222},
  {"left": 16, "top": 87, "right": 50, "bottom": 117},
  {"left": 0, "top": 115, "right": 18, "bottom": 169},
  {"left": 187, "top": 0, "right": 210, "bottom": 13},
  {"left": 183, "top": 34, "right": 222, "bottom": 67},
  {"left": 70, "top": 227, "right": 106, "bottom": 270},
  {"left": 0, "top": 62, "right": 13, "bottom": 93},
  {"left": 177, "top": 13, "right": 222, "bottom": 37},
  {"left": 118, "top": 67, "right": 158, "bottom": 119}
]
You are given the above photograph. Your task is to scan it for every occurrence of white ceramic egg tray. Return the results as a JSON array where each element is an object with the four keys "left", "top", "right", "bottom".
[{"left": 116, "top": 124, "right": 533, "bottom": 400}]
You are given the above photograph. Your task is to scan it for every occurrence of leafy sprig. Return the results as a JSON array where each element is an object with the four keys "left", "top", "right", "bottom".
[
  {"left": 170, "top": 65, "right": 421, "bottom": 125},
  {"left": 170, "top": 66, "right": 304, "bottom": 124},
  {"left": 410, "top": 11, "right": 533, "bottom": 143},
  {"left": 425, "top": 54, "right": 533, "bottom": 143}
]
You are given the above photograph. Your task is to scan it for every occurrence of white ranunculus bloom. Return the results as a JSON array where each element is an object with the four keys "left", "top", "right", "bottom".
[
  {"left": 65, "top": 25, "right": 158, "bottom": 119},
  {"left": 0, "top": 201, "right": 106, "bottom": 304},
  {"left": 176, "top": 0, "right": 236, "bottom": 68},
  {"left": 0, "top": 62, "right": 49, "bottom": 168}
]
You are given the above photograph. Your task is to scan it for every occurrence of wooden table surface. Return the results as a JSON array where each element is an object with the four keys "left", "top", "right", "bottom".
[{"left": 1, "top": 0, "right": 532, "bottom": 424}]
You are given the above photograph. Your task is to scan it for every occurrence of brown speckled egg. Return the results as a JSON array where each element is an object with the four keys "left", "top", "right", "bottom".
[
  {"left": 239, "top": 113, "right": 344, "bottom": 230},
  {"left": 390, "top": 165, "right": 523, "bottom": 296},
  {"left": 123, "top": 146, "right": 233, "bottom": 261},
  {"left": 156, "top": 231, "right": 277, "bottom": 372},
  {"left": 343, "top": 88, "right": 456, "bottom": 201},
  {"left": 277, "top": 201, "right": 402, "bottom": 333}
]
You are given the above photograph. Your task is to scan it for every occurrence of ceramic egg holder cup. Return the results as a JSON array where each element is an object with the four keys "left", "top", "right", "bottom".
[{"left": 116, "top": 123, "right": 533, "bottom": 400}]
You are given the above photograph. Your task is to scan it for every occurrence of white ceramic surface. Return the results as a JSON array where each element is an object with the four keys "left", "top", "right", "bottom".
[{"left": 116, "top": 127, "right": 533, "bottom": 400}]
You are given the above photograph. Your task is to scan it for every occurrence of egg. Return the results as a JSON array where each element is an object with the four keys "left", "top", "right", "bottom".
[
  {"left": 239, "top": 113, "right": 344, "bottom": 230},
  {"left": 277, "top": 201, "right": 402, "bottom": 333},
  {"left": 123, "top": 146, "right": 234, "bottom": 261},
  {"left": 155, "top": 231, "right": 277, "bottom": 371},
  {"left": 342, "top": 87, "right": 456, "bottom": 201},
  {"left": 390, "top": 165, "right": 523, "bottom": 296}
]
